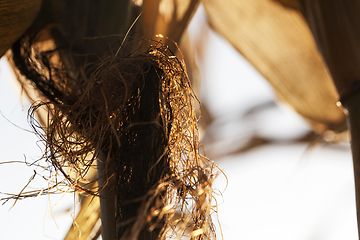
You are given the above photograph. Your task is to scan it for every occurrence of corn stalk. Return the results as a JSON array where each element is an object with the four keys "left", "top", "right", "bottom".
[
  {"left": 299, "top": 0, "right": 360, "bottom": 237},
  {"left": 9, "top": 1, "right": 206, "bottom": 240}
]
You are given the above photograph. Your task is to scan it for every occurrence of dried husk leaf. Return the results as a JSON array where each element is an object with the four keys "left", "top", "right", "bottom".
[
  {"left": 299, "top": 0, "right": 360, "bottom": 101},
  {"left": 0, "top": 0, "right": 42, "bottom": 57},
  {"left": 141, "top": 0, "right": 200, "bottom": 50},
  {"left": 64, "top": 185, "right": 101, "bottom": 240},
  {"left": 203, "top": 0, "right": 346, "bottom": 133},
  {"left": 274, "top": 0, "right": 300, "bottom": 10}
]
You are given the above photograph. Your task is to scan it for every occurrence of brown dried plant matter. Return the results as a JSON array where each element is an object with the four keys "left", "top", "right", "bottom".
[{"left": 6, "top": 38, "right": 218, "bottom": 239}]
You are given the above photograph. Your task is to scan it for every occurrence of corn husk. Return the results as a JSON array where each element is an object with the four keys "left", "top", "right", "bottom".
[
  {"left": 203, "top": 0, "right": 346, "bottom": 134},
  {"left": 0, "top": 0, "right": 41, "bottom": 57}
]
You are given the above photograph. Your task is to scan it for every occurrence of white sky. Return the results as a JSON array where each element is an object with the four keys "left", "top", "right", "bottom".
[{"left": 0, "top": 57, "right": 79, "bottom": 239}]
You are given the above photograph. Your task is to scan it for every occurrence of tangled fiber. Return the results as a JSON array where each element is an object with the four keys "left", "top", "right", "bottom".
[{"left": 7, "top": 27, "right": 219, "bottom": 240}]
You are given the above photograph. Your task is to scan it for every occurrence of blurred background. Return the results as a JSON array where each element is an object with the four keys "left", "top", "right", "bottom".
[{"left": 0, "top": 4, "right": 358, "bottom": 240}]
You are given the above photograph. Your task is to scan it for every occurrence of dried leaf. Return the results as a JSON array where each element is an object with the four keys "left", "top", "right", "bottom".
[
  {"left": 203, "top": 0, "right": 346, "bottom": 133},
  {"left": 274, "top": 0, "right": 300, "bottom": 10},
  {"left": 299, "top": 0, "right": 360, "bottom": 101},
  {"left": 64, "top": 189, "right": 101, "bottom": 240},
  {"left": 142, "top": 0, "right": 200, "bottom": 49},
  {"left": 0, "top": 0, "right": 41, "bottom": 57}
]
